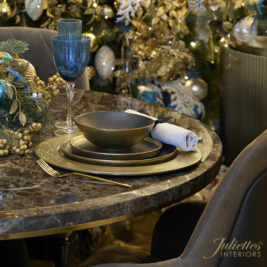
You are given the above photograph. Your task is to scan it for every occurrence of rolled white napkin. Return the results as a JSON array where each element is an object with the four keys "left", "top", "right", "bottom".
[{"left": 125, "top": 109, "right": 199, "bottom": 151}]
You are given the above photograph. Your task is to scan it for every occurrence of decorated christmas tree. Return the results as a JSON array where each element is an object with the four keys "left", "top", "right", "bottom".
[{"left": 2, "top": 0, "right": 262, "bottom": 131}]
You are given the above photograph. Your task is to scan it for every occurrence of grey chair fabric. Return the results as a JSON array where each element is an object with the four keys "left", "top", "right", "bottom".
[
  {"left": 79, "top": 245, "right": 149, "bottom": 267},
  {"left": 82, "top": 129, "right": 267, "bottom": 267},
  {"left": 0, "top": 27, "right": 89, "bottom": 90}
]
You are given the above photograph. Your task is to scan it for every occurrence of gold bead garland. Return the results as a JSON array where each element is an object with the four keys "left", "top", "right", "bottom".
[
  {"left": 34, "top": 76, "right": 54, "bottom": 103},
  {"left": 0, "top": 123, "right": 42, "bottom": 157},
  {"left": 47, "top": 73, "right": 65, "bottom": 97}
]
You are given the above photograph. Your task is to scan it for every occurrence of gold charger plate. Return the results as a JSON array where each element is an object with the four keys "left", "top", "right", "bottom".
[
  {"left": 61, "top": 138, "right": 177, "bottom": 167},
  {"left": 70, "top": 135, "right": 162, "bottom": 160},
  {"left": 35, "top": 133, "right": 202, "bottom": 176}
]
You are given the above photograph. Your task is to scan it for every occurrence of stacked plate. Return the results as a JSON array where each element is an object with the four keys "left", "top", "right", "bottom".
[
  {"left": 35, "top": 112, "right": 202, "bottom": 176},
  {"left": 60, "top": 135, "right": 178, "bottom": 167}
]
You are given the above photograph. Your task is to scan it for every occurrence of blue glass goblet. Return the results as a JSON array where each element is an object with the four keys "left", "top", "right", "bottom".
[
  {"left": 52, "top": 35, "right": 90, "bottom": 135},
  {"left": 57, "top": 19, "right": 82, "bottom": 36},
  {"left": 55, "top": 19, "right": 82, "bottom": 130}
]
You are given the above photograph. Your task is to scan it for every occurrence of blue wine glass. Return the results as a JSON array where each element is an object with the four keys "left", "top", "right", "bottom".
[
  {"left": 52, "top": 35, "right": 90, "bottom": 135},
  {"left": 55, "top": 19, "right": 82, "bottom": 130},
  {"left": 57, "top": 19, "right": 82, "bottom": 36}
]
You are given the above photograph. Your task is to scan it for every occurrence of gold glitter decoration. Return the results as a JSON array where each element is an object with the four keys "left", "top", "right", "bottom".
[
  {"left": 87, "top": 66, "right": 96, "bottom": 80},
  {"left": 11, "top": 58, "right": 37, "bottom": 79}
]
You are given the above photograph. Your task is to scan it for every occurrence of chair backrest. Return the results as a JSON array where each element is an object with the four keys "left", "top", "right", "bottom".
[
  {"left": 217, "top": 168, "right": 267, "bottom": 267},
  {"left": 177, "top": 129, "right": 267, "bottom": 267},
  {"left": 0, "top": 27, "right": 89, "bottom": 90},
  {"left": 92, "top": 130, "right": 267, "bottom": 267}
]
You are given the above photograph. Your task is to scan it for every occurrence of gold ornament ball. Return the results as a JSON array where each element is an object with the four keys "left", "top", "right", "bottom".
[
  {"left": 19, "top": 140, "right": 25, "bottom": 146},
  {"left": 15, "top": 58, "right": 37, "bottom": 78},
  {"left": 82, "top": 32, "right": 99, "bottom": 53},
  {"left": 0, "top": 139, "right": 7, "bottom": 145},
  {"left": 100, "top": 4, "right": 114, "bottom": 19},
  {"left": 185, "top": 78, "right": 208, "bottom": 101}
]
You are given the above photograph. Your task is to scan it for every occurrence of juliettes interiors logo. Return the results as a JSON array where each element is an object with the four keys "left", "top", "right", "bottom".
[{"left": 203, "top": 238, "right": 263, "bottom": 259}]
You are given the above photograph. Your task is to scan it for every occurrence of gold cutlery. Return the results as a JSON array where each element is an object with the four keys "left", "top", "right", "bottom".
[{"left": 36, "top": 158, "right": 132, "bottom": 188}]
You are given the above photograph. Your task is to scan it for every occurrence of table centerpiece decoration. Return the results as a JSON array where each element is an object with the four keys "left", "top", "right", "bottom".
[{"left": 0, "top": 39, "right": 59, "bottom": 156}]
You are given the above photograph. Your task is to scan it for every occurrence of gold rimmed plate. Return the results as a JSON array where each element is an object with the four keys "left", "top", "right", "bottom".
[
  {"left": 70, "top": 135, "right": 162, "bottom": 160},
  {"left": 61, "top": 139, "right": 177, "bottom": 167},
  {"left": 35, "top": 133, "right": 203, "bottom": 176}
]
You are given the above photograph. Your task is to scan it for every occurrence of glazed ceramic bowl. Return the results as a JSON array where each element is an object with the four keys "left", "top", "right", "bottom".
[{"left": 75, "top": 111, "right": 155, "bottom": 150}]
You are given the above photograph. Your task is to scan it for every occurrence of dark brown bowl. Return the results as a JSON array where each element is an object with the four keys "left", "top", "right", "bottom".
[{"left": 75, "top": 112, "right": 155, "bottom": 150}]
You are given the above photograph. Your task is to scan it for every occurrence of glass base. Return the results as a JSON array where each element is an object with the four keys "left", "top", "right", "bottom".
[
  {"left": 54, "top": 128, "right": 80, "bottom": 136},
  {"left": 54, "top": 121, "right": 77, "bottom": 129}
]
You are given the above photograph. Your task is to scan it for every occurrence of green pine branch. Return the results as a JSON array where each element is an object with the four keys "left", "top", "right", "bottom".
[{"left": 0, "top": 39, "right": 29, "bottom": 57}]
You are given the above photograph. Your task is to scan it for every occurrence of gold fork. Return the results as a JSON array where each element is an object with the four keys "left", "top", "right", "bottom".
[{"left": 36, "top": 158, "right": 132, "bottom": 188}]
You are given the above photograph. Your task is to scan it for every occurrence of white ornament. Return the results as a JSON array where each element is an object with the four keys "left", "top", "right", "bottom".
[
  {"left": 95, "top": 46, "right": 116, "bottom": 80},
  {"left": 116, "top": 0, "right": 141, "bottom": 25},
  {"left": 25, "top": 0, "right": 44, "bottom": 21},
  {"left": 234, "top": 15, "right": 258, "bottom": 43},
  {"left": 150, "top": 79, "right": 205, "bottom": 119}
]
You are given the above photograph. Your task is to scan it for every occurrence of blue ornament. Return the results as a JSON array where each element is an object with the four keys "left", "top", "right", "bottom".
[
  {"left": 257, "top": 0, "right": 264, "bottom": 14},
  {"left": 0, "top": 81, "right": 9, "bottom": 103},
  {"left": 165, "top": 95, "right": 200, "bottom": 119},
  {"left": 137, "top": 88, "right": 158, "bottom": 104},
  {"left": 0, "top": 52, "right": 13, "bottom": 63},
  {"left": 6, "top": 67, "right": 28, "bottom": 89}
]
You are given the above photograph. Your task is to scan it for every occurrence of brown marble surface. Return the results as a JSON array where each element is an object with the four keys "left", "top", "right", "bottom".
[{"left": 0, "top": 90, "right": 222, "bottom": 238}]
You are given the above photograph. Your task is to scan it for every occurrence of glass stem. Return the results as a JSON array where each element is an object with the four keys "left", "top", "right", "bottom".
[
  {"left": 65, "top": 82, "right": 69, "bottom": 123},
  {"left": 66, "top": 82, "right": 75, "bottom": 133}
]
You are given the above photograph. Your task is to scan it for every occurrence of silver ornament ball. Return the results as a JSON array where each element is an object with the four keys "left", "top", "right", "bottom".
[
  {"left": 95, "top": 45, "right": 116, "bottom": 80},
  {"left": 25, "top": 0, "right": 45, "bottom": 21},
  {"left": 185, "top": 78, "right": 208, "bottom": 101},
  {"left": 234, "top": 15, "right": 258, "bottom": 43}
]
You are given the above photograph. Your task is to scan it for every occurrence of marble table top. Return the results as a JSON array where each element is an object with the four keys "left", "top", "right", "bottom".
[{"left": 0, "top": 90, "right": 222, "bottom": 239}]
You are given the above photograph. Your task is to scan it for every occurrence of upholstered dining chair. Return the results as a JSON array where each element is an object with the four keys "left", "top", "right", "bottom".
[
  {"left": 79, "top": 129, "right": 267, "bottom": 267},
  {"left": 0, "top": 27, "right": 89, "bottom": 90}
]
